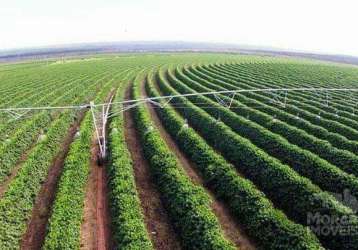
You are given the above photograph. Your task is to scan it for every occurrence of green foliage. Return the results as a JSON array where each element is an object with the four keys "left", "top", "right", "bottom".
[
  {"left": 107, "top": 82, "right": 153, "bottom": 249},
  {"left": 132, "top": 74, "right": 235, "bottom": 250},
  {"left": 3, "top": 54, "right": 358, "bottom": 249},
  {"left": 195, "top": 64, "right": 358, "bottom": 149},
  {"left": 0, "top": 70, "right": 111, "bottom": 183},
  {"left": 43, "top": 77, "right": 116, "bottom": 250},
  {"left": 183, "top": 64, "right": 358, "bottom": 177},
  {"left": 0, "top": 112, "right": 74, "bottom": 249},
  {"left": 156, "top": 67, "right": 358, "bottom": 250},
  {"left": 0, "top": 71, "right": 105, "bottom": 249},
  {"left": 146, "top": 72, "right": 322, "bottom": 249},
  {"left": 190, "top": 64, "right": 358, "bottom": 154},
  {"left": 173, "top": 66, "right": 358, "bottom": 209},
  {"left": 214, "top": 62, "right": 358, "bottom": 134}
]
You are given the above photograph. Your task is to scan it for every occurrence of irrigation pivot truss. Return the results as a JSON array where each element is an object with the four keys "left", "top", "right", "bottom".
[{"left": 1, "top": 87, "right": 358, "bottom": 161}]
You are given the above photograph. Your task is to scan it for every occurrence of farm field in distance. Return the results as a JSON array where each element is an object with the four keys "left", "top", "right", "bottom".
[{"left": 1, "top": 53, "right": 358, "bottom": 249}]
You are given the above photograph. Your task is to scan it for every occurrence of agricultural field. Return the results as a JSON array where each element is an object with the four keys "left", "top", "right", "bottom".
[{"left": 1, "top": 53, "right": 358, "bottom": 249}]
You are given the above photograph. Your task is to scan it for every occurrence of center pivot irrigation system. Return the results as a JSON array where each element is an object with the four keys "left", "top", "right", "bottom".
[{"left": 1, "top": 87, "right": 358, "bottom": 163}]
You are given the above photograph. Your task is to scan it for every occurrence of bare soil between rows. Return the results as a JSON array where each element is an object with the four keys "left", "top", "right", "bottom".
[
  {"left": 97, "top": 157, "right": 113, "bottom": 250},
  {"left": 20, "top": 112, "right": 86, "bottom": 250},
  {"left": 80, "top": 144, "right": 98, "bottom": 250},
  {"left": 80, "top": 91, "right": 115, "bottom": 250},
  {"left": 124, "top": 86, "right": 182, "bottom": 250},
  {"left": 147, "top": 75, "right": 257, "bottom": 249},
  {"left": 80, "top": 138, "right": 113, "bottom": 250}
]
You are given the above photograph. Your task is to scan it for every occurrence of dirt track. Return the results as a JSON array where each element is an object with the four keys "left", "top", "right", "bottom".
[
  {"left": 97, "top": 161, "right": 112, "bottom": 250},
  {"left": 80, "top": 145, "right": 98, "bottom": 250},
  {"left": 124, "top": 86, "right": 182, "bottom": 250},
  {"left": 80, "top": 139, "right": 113, "bottom": 250},
  {"left": 80, "top": 91, "right": 114, "bottom": 250}
]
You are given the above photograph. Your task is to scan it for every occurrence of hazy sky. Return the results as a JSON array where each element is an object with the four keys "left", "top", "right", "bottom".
[{"left": 1, "top": 0, "right": 357, "bottom": 56}]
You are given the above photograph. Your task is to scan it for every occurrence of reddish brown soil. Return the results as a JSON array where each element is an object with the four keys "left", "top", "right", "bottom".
[
  {"left": 80, "top": 91, "right": 115, "bottom": 250},
  {"left": 80, "top": 145, "right": 99, "bottom": 250},
  {"left": 124, "top": 87, "right": 182, "bottom": 250},
  {"left": 20, "top": 112, "right": 85, "bottom": 250},
  {"left": 97, "top": 162, "right": 112, "bottom": 250},
  {"left": 144, "top": 80, "right": 256, "bottom": 250},
  {"left": 80, "top": 141, "right": 113, "bottom": 250}
]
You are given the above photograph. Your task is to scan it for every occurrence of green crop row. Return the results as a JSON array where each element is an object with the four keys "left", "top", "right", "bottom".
[
  {"left": 204, "top": 62, "right": 357, "bottom": 128},
  {"left": 182, "top": 69, "right": 358, "bottom": 176},
  {"left": 0, "top": 72, "right": 62, "bottom": 107},
  {"left": 157, "top": 68, "right": 358, "bottom": 250},
  {"left": 0, "top": 71, "right": 109, "bottom": 184},
  {"left": 0, "top": 61, "right": 91, "bottom": 102},
  {"left": 43, "top": 74, "right": 118, "bottom": 250},
  {"left": 221, "top": 63, "right": 354, "bottom": 111},
  {"left": 107, "top": 72, "right": 153, "bottom": 249},
  {"left": 132, "top": 73, "right": 235, "bottom": 250},
  {"left": 199, "top": 64, "right": 358, "bottom": 141},
  {"left": 0, "top": 111, "right": 76, "bottom": 249},
  {"left": 180, "top": 66, "right": 358, "bottom": 178},
  {"left": 214, "top": 63, "right": 358, "bottom": 135},
  {"left": 220, "top": 62, "right": 352, "bottom": 106},
  {"left": 0, "top": 76, "right": 59, "bottom": 111},
  {"left": 146, "top": 71, "right": 322, "bottom": 249},
  {"left": 225, "top": 62, "right": 358, "bottom": 113},
  {"left": 0, "top": 69, "right": 117, "bottom": 249},
  {"left": 187, "top": 65, "right": 358, "bottom": 154},
  {"left": 0, "top": 73, "right": 93, "bottom": 138},
  {"left": 173, "top": 66, "right": 358, "bottom": 202},
  {"left": 0, "top": 63, "right": 114, "bottom": 137}
]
